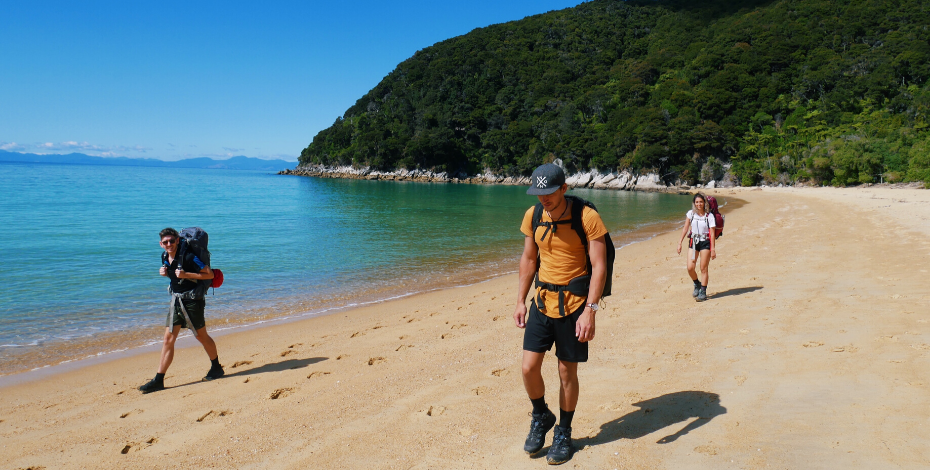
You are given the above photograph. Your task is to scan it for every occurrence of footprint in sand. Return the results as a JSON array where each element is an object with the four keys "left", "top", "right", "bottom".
[
  {"left": 280, "top": 350, "right": 297, "bottom": 357},
  {"left": 121, "top": 437, "right": 158, "bottom": 454},
  {"left": 423, "top": 405, "right": 446, "bottom": 416},
  {"left": 307, "top": 371, "right": 331, "bottom": 379},
  {"left": 491, "top": 369, "right": 509, "bottom": 377},
  {"left": 196, "top": 410, "right": 231, "bottom": 422},
  {"left": 803, "top": 341, "right": 824, "bottom": 348},
  {"left": 231, "top": 360, "right": 253, "bottom": 368},
  {"left": 368, "top": 357, "right": 386, "bottom": 365},
  {"left": 910, "top": 343, "right": 930, "bottom": 351},
  {"left": 269, "top": 388, "right": 294, "bottom": 399},
  {"left": 119, "top": 409, "right": 144, "bottom": 419},
  {"left": 694, "top": 444, "right": 719, "bottom": 455},
  {"left": 735, "top": 376, "right": 747, "bottom": 386}
]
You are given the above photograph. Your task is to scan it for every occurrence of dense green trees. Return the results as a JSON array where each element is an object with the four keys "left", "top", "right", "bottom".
[{"left": 300, "top": 0, "right": 930, "bottom": 186}]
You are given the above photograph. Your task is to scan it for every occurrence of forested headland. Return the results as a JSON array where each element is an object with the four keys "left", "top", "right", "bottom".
[{"left": 299, "top": 0, "right": 930, "bottom": 187}]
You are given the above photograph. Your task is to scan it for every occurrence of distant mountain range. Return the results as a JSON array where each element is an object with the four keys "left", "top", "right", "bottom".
[{"left": 0, "top": 150, "right": 295, "bottom": 171}]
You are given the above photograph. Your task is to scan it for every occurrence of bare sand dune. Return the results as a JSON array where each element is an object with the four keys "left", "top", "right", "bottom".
[{"left": 1, "top": 187, "right": 928, "bottom": 469}]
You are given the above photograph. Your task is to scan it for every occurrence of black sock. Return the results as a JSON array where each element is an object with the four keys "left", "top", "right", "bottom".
[
  {"left": 211, "top": 357, "right": 221, "bottom": 368},
  {"left": 693, "top": 279, "right": 701, "bottom": 287},
  {"left": 530, "top": 396, "right": 548, "bottom": 415},
  {"left": 154, "top": 372, "right": 165, "bottom": 382},
  {"left": 560, "top": 409, "right": 575, "bottom": 429}
]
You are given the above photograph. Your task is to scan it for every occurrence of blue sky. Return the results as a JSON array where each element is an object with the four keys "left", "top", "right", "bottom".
[{"left": 1, "top": 1, "right": 585, "bottom": 162}]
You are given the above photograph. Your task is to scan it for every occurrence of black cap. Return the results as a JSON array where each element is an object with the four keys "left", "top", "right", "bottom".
[{"left": 526, "top": 163, "right": 566, "bottom": 195}]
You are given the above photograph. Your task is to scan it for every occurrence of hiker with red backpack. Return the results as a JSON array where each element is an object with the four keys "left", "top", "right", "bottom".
[
  {"left": 139, "top": 227, "right": 225, "bottom": 393},
  {"left": 677, "top": 193, "right": 721, "bottom": 302}
]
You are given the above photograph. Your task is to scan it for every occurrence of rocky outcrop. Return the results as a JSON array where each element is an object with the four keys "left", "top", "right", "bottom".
[
  {"left": 279, "top": 165, "right": 532, "bottom": 185},
  {"left": 279, "top": 164, "right": 688, "bottom": 193}
]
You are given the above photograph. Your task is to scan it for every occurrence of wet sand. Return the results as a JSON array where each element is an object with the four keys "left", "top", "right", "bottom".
[{"left": 1, "top": 186, "right": 929, "bottom": 469}]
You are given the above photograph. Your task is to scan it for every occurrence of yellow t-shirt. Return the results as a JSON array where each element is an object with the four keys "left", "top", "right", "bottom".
[{"left": 520, "top": 201, "right": 608, "bottom": 319}]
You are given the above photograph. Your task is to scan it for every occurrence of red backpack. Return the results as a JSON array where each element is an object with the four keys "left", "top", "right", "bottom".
[{"left": 706, "top": 196, "right": 724, "bottom": 239}]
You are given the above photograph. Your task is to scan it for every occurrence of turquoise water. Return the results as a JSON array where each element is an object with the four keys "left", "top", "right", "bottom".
[{"left": 0, "top": 162, "right": 691, "bottom": 375}]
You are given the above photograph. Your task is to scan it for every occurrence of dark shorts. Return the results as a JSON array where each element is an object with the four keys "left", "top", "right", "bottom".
[
  {"left": 691, "top": 239, "right": 710, "bottom": 251},
  {"left": 170, "top": 297, "right": 206, "bottom": 330},
  {"left": 523, "top": 301, "right": 588, "bottom": 363}
]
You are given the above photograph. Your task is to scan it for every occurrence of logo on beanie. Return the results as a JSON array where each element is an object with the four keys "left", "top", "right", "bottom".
[{"left": 536, "top": 176, "right": 548, "bottom": 188}]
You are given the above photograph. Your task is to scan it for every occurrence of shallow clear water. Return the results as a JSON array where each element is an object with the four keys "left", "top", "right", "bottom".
[{"left": 0, "top": 162, "right": 691, "bottom": 374}]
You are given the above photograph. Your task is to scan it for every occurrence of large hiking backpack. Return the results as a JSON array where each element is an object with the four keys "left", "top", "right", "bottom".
[
  {"left": 706, "top": 196, "right": 724, "bottom": 239},
  {"left": 531, "top": 195, "right": 616, "bottom": 316},
  {"left": 162, "top": 227, "right": 221, "bottom": 299}
]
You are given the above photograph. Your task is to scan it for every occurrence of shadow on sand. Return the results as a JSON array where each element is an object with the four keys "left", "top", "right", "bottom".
[
  {"left": 575, "top": 391, "right": 726, "bottom": 448},
  {"left": 226, "top": 357, "right": 328, "bottom": 378},
  {"left": 712, "top": 286, "right": 763, "bottom": 300},
  {"left": 162, "top": 357, "right": 328, "bottom": 392}
]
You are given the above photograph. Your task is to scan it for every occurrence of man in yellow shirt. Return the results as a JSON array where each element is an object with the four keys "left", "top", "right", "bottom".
[{"left": 514, "top": 163, "right": 608, "bottom": 465}]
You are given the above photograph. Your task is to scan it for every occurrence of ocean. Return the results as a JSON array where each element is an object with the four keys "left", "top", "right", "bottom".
[{"left": 0, "top": 162, "right": 691, "bottom": 376}]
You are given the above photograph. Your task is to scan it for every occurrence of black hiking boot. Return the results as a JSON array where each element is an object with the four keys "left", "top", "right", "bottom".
[
  {"left": 692, "top": 285, "right": 701, "bottom": 297},
  {"left": 202, "top": 363, "right": 225, "bottom": 381},
  {"left": 524, "top": 409, "right": 556, "bottom": 454},
  {"left": 138, "top": 378, "right": 165, "bottom": 394},
  {"left": 546, "top": 425, "right": 574, "bottom": 465}
]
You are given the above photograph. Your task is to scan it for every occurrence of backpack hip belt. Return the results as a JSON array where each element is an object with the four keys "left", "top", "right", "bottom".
[{"left": 535, "top": 274, "right": 591, "bottom": 317}]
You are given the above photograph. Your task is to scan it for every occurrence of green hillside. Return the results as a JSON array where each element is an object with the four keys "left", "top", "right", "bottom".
[{"left": 300, "top": 0, "right": 930, "bottom": 186}]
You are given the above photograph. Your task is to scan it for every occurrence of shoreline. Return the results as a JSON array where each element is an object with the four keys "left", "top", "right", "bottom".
[
  {"left": 3, "top": 186, "right": 929, "bottom": 469},
  {"left": 0, "top": 201, "right": 704, "bottom": 384}
]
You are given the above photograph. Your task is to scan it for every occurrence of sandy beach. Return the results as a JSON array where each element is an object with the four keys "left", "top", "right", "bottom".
[{"left": 2, "top": 186, "right": 929, "bottom": 469}]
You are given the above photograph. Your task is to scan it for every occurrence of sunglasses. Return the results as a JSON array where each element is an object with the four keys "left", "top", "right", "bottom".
[{"left": 160, "top": 238, "right": 178, "bottom": 246}]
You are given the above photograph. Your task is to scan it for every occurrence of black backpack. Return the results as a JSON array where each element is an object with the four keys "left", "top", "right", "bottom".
[
  {"left": 162, "top": 227, "right": 212, "bottom": 299},
  {"left": 531, "top": 195, "right": 616, "bottom": 316}
]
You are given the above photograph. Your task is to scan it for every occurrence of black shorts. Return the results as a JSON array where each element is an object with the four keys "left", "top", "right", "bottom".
[
  {"left": 690, "top": 238, "right": 710, "bottom": 251},
  {"left": 523, "top": 301, "right": 588, "bottom": 363},
  {"left": 170, "top": 297, "right": 206, "bottom": 330}
]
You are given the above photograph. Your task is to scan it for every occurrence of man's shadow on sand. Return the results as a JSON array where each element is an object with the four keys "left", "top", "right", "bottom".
[
  {"left": 166, "top": 357, "right": 328, "bottom": 391},
  {"left": 226, "top": 357, "right": 328, "bottom": 378},
  {"left": 575, "top": 391, "right": 726, "bottom": 448}
]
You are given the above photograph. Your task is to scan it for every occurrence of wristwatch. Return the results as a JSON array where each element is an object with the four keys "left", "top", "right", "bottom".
[{"left": 585, "top": 302, "right": 599, "bottom": 311}]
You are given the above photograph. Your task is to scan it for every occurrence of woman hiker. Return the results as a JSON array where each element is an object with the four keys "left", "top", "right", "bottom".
[{"left": 677, "top": 193, "right": 716, "bottom": 301}]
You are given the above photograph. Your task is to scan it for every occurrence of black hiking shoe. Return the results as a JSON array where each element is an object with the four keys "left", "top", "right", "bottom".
[
  {"left": 202, "top": 364, "right": 225, "bottom": 381},
  {"left": 696, "top": 289, "right": 707, "bottom": 302},
  {"left": 138, "top": 378, "right": 165, "bottom": 394},
  {"left": 692, "top": 285, "right": 701, "bottom": 297},
  {"left": 546, "top": 425, "right": 574, "bottom": 465},
  {"left": 524, "top": 409, "right": 556, "bottom": 454}
]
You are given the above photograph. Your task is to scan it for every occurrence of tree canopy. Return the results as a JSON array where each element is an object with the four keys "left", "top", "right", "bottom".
[{"left": 300, "top": 0, "right": 930, "bottom": 186}]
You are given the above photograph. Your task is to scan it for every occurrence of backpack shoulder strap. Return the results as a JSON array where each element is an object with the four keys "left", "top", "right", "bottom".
[
  {"left": 532, "top": 203, "right": 544, "bottom": 239},
  {"left": 567, "top": 196, "right": 594, "bottom": 274},
  {"left": 568, "top": 196, "right": 588, "bottom": 249}
]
